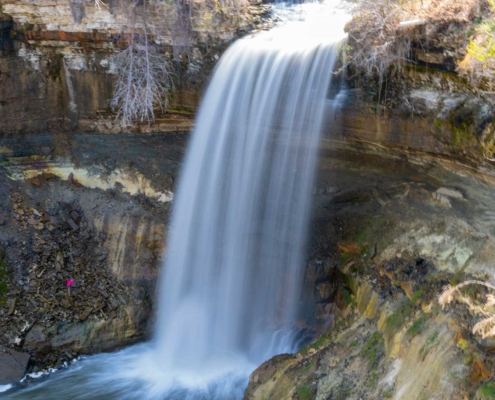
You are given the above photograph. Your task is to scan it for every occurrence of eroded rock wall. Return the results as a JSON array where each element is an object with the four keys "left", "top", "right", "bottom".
[
  {"left": 246, "top": 142, "right": 495, "bottom": 400},
  {"left": 333, "top": 2, "right": 495, "bottom": 170},
  {"left": 0, "top": 132, "right": 187, "bottom": 375},
  {"left": 0, "top": 0, "right": 271, "bottom": 134}
]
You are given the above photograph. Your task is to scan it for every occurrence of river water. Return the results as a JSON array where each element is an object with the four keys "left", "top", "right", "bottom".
[{"left": 3, "top": 1, "right": 349, "bottom": 399}]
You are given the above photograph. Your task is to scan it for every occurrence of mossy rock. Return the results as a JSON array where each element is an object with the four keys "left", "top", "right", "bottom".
[
  {"left": 0, "top": 248, "right": 9, "bottom": 305},
  {"left": 476, "top": 382, "right": 495, "bottom": 399},
  {"left": 297, "top": 385, "right": 314, "bottom": 400}
]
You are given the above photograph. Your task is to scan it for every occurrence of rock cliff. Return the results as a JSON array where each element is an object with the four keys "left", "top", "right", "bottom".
[{"left": 0, "top": 0, "right": 271, "bottom": 134}]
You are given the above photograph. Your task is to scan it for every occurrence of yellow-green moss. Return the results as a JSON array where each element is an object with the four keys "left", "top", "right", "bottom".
[
  {"left": 419, "top": 330, "right": 439, "bottom": 360},
  {"left": 407, "top": 315, "right": 426, "bottom": 337},
  {"left": 0, "top": 259, "right": 9, "bottom": 306},
  {"left": 297, "top": 385, "right": 313, "bottom": 400},
  {"left": 361, "top": 331, "right": 384, "bottom": 369},
  {"left": 476, "top": 382, "right": 495, "bottom": 399}
]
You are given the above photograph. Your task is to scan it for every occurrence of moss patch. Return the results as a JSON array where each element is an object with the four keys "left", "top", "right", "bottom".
[
  {"left": 0, "top": 259, "right": 9, "bottom": 306},
  {"left": 299, "top": 315, "right": 354, "bottom": 354},
  {"left": 477, "top": 382, "right": 495, "bottom": 399},
  {"left": 407, "top": 314, "right": 426, "bottom": 337},
  {"left": 386, "top": 289, "right": 425, "bottom": 334},
  {"left": 361, "top": 331, "right": 384, "bottom": 370},
  {"left": 419, "top": 330, "right": 439, "bottom": 360},
  {"left": 386, "top": 301, "right": 415, "bottom": 333},
  {"left": 297, "top": 385, "right": 313, "bottom": 400}
]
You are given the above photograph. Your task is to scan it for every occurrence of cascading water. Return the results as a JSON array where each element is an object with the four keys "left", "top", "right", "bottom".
[
  {"left": 154, "top": 0, "right": 345, "bottom": 387},
  {"left": 3, "top": 2, "right": 349, "bottom": 399}
]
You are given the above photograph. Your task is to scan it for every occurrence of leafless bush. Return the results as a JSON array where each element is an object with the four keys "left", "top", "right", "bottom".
[
  {"left": 345, "top": 0, "right": 413, "bottom": 77},
  {"left": 110, "top": 32, "right": 174, "bottom": 127},
  {"left": 345, "top": 0, "right": 480, "bottom": 85},
  {"left": 439, "top": 279, "right": 495, "bottom": 339}
]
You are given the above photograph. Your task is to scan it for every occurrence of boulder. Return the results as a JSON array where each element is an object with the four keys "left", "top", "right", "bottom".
[
  {"left": 23, "top": 325, "right": 51, "bottom": 354},
  {"left": 0, "top": 347, "right": 30, "bottom": 385}
]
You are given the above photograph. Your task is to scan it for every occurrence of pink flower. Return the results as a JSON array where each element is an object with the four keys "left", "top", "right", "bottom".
[{"left": 66, "top": 279, "right": 74, "bottom": 287}]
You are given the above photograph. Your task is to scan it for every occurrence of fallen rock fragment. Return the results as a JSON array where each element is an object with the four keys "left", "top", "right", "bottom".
[
  {"left": 432, "top": 192, "right": 451, "bottom": 207},
  {"left": 436, "top": 187, "right": 464, "bottom": 200},
  {"left": 67, "top": 218, "right": 78, "bottom": 231},
  {"left": 0, "top": 347, "right": 30, "bottom": 385},
  {"left": 79, "top": 308, "right": 93, "bottom": 321}
]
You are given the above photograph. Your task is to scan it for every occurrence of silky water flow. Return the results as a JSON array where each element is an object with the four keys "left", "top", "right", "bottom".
[{"left": 2, "top": 1, "right": 349, "bottom": 399}]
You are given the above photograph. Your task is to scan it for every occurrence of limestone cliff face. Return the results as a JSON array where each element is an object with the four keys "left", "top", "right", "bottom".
[
  {"left": 0, "top": 0, "right": 270, "bottom": 134},
  {"left": 333, "top": 2, "right": 495, "bottom": 169}
]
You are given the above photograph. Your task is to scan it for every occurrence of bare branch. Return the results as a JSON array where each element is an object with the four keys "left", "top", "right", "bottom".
[
  {"left": 110, "top": 33, "right": 174, "bottom": 127},
  {"left": 439, "top": 279, "right": 495, "bottom": 339}
]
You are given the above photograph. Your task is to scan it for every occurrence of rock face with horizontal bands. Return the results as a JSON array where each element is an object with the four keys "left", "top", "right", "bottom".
[{"left": 0, "top": 0, "right": 272, "bottom": 134}]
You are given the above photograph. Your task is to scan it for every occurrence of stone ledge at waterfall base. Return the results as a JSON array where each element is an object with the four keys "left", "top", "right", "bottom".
[{"left": 0, "top": 347, "right": 30, "bottom": 385}]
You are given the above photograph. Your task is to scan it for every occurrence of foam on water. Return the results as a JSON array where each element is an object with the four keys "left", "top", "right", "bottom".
[{"left": 0, "top": 384, "right": 13, "bottom": 393}]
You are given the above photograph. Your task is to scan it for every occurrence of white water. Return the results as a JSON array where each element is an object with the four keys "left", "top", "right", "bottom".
[
  {"left": 3, "top": 2, "right": 349, "bottom": 399},
  {"left": 153, "top": 0, "right": 347, "bottom": 385}
]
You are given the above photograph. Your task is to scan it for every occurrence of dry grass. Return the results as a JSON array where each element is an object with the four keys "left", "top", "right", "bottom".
[
  {"left": 94, "top": 0, "right": 109, "bottom": 11},
  {"left": 415, "top": 0, "right": 479, "bottom": 24},
  {"left": 439, "top": 280, "right": 495, "bottom": 339}
]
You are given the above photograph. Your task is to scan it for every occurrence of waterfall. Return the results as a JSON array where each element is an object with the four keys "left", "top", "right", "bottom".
[
  {"left": 153, "top": 0, "right": 348, "bottom": 394},
  {"left": 2, "top": 2, "right": 350, "bottom": 400}
]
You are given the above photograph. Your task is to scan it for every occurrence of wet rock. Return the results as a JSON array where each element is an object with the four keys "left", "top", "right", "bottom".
[
  {"left": 0, "top": 347, "right": 30, "bottom": 385},
  {"left": 24, "top": 325, "right": 51, "bottom": 354},
  {"left": 70, "top": 211, "right": 81, "bottom": 223},
  {"left": 315, "top": 302, "right": 338, "bottom": 319},
  {"left": 436, "top": 187, "right": 464, "bottom": 200},
  {"left": 79, "top": 308, "right": 93, "bottom": 322},
  {"left": 250, "top": 361, "right": 277, "bottom": 385},
  {"left": 316, "top": 282, "right": 334, "bottom": 301},
  {"left": 8, "top": 298, "right": 16, "bottom": 315},
  {"left": 432, "top": 192, "right": 452, "bottom": 207},
  {"left": 27, "top": 217, "right": 38, "bottom": 225},
  {"left": 67, "top": 218, "right": 79, "bottom": 231}
]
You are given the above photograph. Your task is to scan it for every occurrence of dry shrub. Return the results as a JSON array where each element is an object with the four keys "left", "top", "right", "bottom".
[
  {"left": 439, "top": 280, "right": 495, "bottom": 339},
  {"left": 110, "top": 33, "right": 174, "bottom": 127},
  {"left": 415, "top": 0, "right": 478, "bottom": 24},
  {"left": 345, "top": 0, "right": 411, "bottom": 79},
  {"left": 345, "top": 0, "right": 480, "bottom": 82}
]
